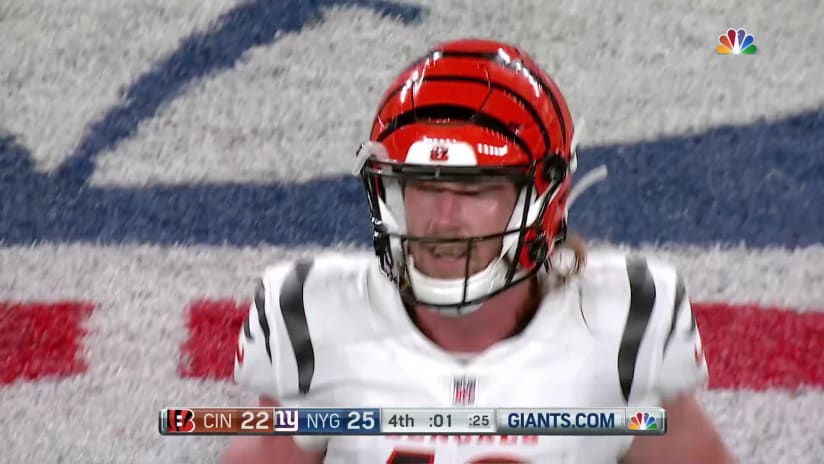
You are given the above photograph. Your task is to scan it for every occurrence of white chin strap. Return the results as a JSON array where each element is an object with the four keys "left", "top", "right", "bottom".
[{"left": 406, "top": 255, "right": 511, "bottom": 315}]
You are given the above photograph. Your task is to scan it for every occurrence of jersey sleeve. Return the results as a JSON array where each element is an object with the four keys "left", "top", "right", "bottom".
[
  {"left": 654, "top": 274, "right": 709, "bottom": 401},
  {"left": 233, "top": 263, "right": 294, "bottom": 399},
  {"left": 233, "top": 260, "right": 331, "bottom": 452},
  {"left": 618, "top": 256, "right": 710, "bottom": 406}
]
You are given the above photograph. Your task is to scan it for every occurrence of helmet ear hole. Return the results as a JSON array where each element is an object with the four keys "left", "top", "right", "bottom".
[
  {"left": 518, "top": 228, "right": 548, "bottom": 270},
  {"left": 528, "top": 233, "right": 548, "bottom": 263},
  {"left": 541, "top": 154, "right": 567, "bottom": 186}
]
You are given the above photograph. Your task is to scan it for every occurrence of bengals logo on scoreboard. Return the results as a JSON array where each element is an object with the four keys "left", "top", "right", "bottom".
[{"left": 168, "top": 408, "right": 196, "bottom": 433}]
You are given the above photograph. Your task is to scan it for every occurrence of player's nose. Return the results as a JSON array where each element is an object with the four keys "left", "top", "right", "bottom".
[{"left": 433, "top": 190, "right": 464, "bottom": 228}]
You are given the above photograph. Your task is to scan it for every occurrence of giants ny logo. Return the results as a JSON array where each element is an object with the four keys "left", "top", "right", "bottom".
[
  {"left": 273, "top": 408, "right": 299, "bottom": 432},
  {"left": 167, "top": 408, "right": 196, "bottom": 433},
  {"left": 452, "top": 376, "right": 477, "bottom": 406}
]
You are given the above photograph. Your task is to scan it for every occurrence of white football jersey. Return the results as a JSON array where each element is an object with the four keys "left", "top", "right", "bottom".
[{"left": 234, "top": 251, "right": 709, "bottom": 463}]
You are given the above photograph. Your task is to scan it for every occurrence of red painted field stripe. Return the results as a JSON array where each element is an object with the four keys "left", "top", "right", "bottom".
[
  {"left": 693, "top": 303, "right": 824, "bottom": 390},
  {"left": 179, "top": 299, "right": 247, "bottom": 380},
  {"left": 0, "top": 301, "right": 94, "bottom": 384},
  {"left": 179, "top": 300, "right": 824, "bottom": 390}
]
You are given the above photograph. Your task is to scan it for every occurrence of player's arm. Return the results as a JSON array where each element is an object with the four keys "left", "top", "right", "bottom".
[
  {"left": 623, "top": 269, "right": 734, "bottom": 464},
  {"left": 222, "top": 266, "right": 327, "bottom": 464},
  {"left": 221, "top": 396, "right": 325, "bottom": 464}
]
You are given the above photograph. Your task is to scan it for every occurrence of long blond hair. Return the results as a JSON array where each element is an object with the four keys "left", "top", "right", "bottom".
[{"left": 553, "top": 232, "right": 588, "bottom": 279}]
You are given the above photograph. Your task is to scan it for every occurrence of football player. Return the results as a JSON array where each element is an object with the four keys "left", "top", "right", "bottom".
[{"left": 222, "top": 38, "right": 735, "bottom": 463}]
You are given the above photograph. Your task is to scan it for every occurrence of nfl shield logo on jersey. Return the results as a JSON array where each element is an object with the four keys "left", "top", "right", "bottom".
[{"left": 452, "top": 376, "right": 477, "bottom": 406}]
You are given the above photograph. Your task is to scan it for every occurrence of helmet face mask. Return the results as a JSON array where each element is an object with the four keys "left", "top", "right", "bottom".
[
  {"left": 359, "top": 146, "right": 568, "bottom": 312},
  {"left": 354, "top": 39, "right": 576, "bottom": 313}
]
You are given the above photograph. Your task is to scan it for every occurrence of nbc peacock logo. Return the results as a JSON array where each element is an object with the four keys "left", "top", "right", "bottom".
[
  {"left": 628, "top": 412, "right": 658, "bottom": 431},
  {"left": 717, "top": 28, "right": 757, "bottom": 55}
]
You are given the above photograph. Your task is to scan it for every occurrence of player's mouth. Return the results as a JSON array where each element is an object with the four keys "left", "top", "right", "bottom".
[{"left": 424, "top": 244, "right": 472, "bottom": 278}]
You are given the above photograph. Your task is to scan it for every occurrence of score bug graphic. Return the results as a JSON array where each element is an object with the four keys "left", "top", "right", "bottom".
[{"left": 717, "top": 28, "right": 757, "bottom": 55}]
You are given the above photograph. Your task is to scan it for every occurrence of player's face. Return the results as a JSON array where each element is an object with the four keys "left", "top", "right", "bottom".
[{"left": 404, "top": 179, "right": 519, "bottom": 279}]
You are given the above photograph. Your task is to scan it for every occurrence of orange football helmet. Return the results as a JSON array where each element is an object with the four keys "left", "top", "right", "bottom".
[{"left": 354, "top": 38, "right": 581, "bottom": 311}]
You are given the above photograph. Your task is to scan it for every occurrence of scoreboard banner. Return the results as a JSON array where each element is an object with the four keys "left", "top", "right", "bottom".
[{"left": 159, "top": 407, "right": 666, "bottom": 436}]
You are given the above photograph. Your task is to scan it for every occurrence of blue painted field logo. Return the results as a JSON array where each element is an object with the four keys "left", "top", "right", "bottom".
[{"left": 717, "top": 28, "right": 757, "bottom": 55}]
